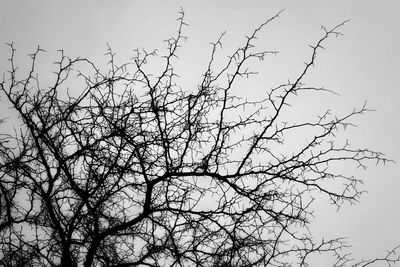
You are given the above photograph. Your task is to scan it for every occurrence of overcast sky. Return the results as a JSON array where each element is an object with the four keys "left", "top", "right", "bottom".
[{"left": 1, "top": 0, "right": 399, "bottom": 264}]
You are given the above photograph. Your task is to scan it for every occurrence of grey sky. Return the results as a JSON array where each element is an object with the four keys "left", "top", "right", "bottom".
[{"left": 1, "top": 0, "right": 399, "bottom": 264}]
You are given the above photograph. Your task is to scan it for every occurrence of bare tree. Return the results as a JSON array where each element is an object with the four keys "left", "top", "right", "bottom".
[{"left": 0, "top": 10, "right": 398, "bottom": 267}]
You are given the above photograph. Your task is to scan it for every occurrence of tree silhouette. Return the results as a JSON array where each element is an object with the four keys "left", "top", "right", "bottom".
[{"left": 0, "top": 10, "right": 399, "bottom": 267}]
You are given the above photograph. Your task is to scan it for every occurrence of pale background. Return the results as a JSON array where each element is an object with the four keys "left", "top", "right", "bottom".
[{"left": 0, "top": 0, "right": 399, "bottom": 264}]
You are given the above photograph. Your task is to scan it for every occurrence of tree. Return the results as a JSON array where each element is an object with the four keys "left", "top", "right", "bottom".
[{"left": 0, "top": 10, "right": 398, "bottom": 267}]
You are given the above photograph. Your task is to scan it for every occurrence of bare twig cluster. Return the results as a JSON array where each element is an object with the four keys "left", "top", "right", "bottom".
[{"left": 0, "top": 10, "right": 398, "bottom": 267}]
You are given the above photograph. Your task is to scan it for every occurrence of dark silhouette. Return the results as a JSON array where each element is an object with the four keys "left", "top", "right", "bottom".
[{"left": 0, "top": 10, "right": 399, "bottom": 267}]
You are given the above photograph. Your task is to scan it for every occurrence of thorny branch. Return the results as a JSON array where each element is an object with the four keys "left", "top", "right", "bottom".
[{"left": 0, "top": 10, "right": 397, "bottom": 267}]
